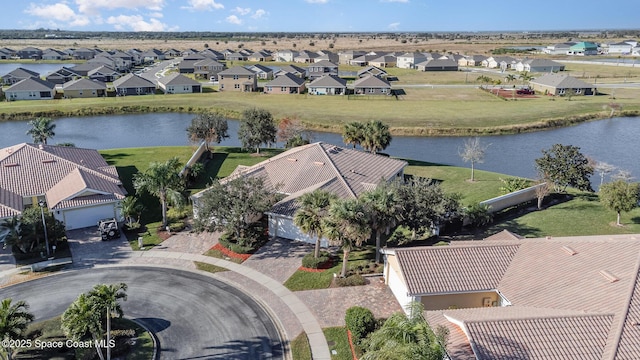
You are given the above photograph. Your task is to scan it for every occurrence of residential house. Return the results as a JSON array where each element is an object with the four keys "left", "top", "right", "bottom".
[
  {"left": 0, "top": 143, "right": 126, "bottom": 229},
  {"left": 382, "top": 234, "right": 640, "bottom": 359},
  {"left": 338, "top": 50, "right": 365, "bottom": 65},
  {"left": 544, "top": 42, "right": 577, "bottom": 55},
  {"left": 368, "top": 55, "right": 397, "bottom": 68},
  {"left": 112, "top": 73, "right": 156, "bottom": 96},
  {"left": 226, "top": 51, "right": 248, "bottom": 61},
  {"left": 264, "top": 73, "right": 306, "bottom": 94},
  {"left": 41, "top": 49, "right": 67, "bottom": 61},
  {"left": 349, "top": 54, "right": 378, "bottom": 66},
  {"left": 217, "top": 66, "right": 257, "bottom": 92},
  {"left": 415, "top": 58, "right": 459, "bottom": 72},
  {"left": 62, "top": 78, "right": 107, "bottom": 98},
  {"left": 356, "top": 66, "right": 387, "bottom": 78},
  {"left": 0, "top": 48, "right": 15, "bottom": 59},
  {"left": 126, "top": 49, "right": 143, "bottom": 65},
  {"left": 141, "top": 49, "right": 165, "bottom": 63},
  {"left": 5, "top": 77, "right": 56, "bottom": 101},
  {"left": 606, "top": 40, "right": 637, "bottom": 54},
  {"left": 248, "top": 64, "right": 274, "bottom": 80},
  {"left": 88, "top": 65, "right": 120, "bottom": 83},
  {"left": 482, "top": 56, "right": 516, "bottom": 70},
  {"left": 194, "top": 58, "right": 225, "bottom": 80},
  {"left": 191, "top": 142, "right": 407, "bottom": 246},
  {"left": 314, "top": 50, "right": 339, "bottom": 64},
  {"left": 248, "top": 51, "right": 273, "bottom": 62},
  {"left": 306, "top": 60, "right": 338, "bottom": 80},
  {"left": 87, "top": 55, "right": 117, "bottom": 70},
  {"left": 307, "top": 74, "right": 347, "bottom": 95},
  {"left": 514, "top": 59, "right": 565, "bottom": 73},
  {"left": 157, "top": 73, "right": 202, "bottom": 94},
  {"left": 72, "top": 48, "right": 95, "bottom": 60},
  {"left": 529, "top": 73, "right": 595, "bottom": 96},
  {"left": 182, "top": 48, "right": 201, "bottom": 57},
  {"left": 274, "top": 64, "right": 307, "bottom": 78},
  {"left": 352, "top": 74, "right": 392, "bottom": 95},
  {"left": 178, "top": 54, "right": 206, "bottom": 74},
  {"left": 45, "top": 67, "right": 81, "bottom": 85},
  {"left": 164, "top": 48, "right": 182, "bottom": 58},
  {"left": 294, "top": 50, "right": 319, "bottom": 63},
  {"left": 396, "top": 52, "right": 427, "bottom": 69},
  {"left": 274, "top": 49, "right": 297, "bottom": 62},
  {"left": 107, "top": 51, "right": 134, "bottom": 71},
  {"left": 199, "top": 49, "right": 225, "bottom": 61},
  {"left": 568, "top": 41, "right": 599, "bottom": 56},
  {"left": 68, "top": 62, "right": 104, "bottom": 76},
  {"left": 459, "top": 55, "right": 488, "bottom": 67},
  {"left": 17, "top": 47, "right": 42, "bottom": 60},
  {"left": 2, "top": 68, "right": 40, "bottom": 85}
]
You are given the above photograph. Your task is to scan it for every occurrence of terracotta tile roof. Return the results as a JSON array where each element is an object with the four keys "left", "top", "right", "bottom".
[
  {"left": 484, "top": 229, "right": 523, "bottom": 241},
  {"left": 395, "top": 244, "right": 519, "bottom": 295},
  {"left": 0, "top": 143, "right": 125, "bottom": 217}
]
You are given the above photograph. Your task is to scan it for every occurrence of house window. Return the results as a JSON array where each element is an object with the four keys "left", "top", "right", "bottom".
[
  {"left": 233, "top": 75, "right": 239, "bottom": 80},
  {"left": 234, "top": 84, "right": 240, "bottom": 89},
  {"left": 281, "top": 87, "right": 287, "bottom": 92},
  {"left": 266, "top": 86, "right": 272, "bottom": 92},
  {"left": 558, "top": 88, "right": 566, "bottom": 95},
  {"left": 220, "top": 84, "right": 224, "bottom": 89},
  {"left": 575, "top": 88, "right": 582, "bottom": 94},
  {"left": 368, "top": 88, "right": 375, "bottom": 94}
]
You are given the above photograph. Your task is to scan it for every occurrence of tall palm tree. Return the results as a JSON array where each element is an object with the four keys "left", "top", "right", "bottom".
[
  {"left": 519, "top": 71, "right": 533, "bottom": 84},
  {"left": 323, "top": 198, "right": 370, "bottom": 277},
  {"left": 119, "top": 196, "right": 143, "bottom": 227},
  {"left": 293, "top": 190, "right": 337, "bottom": 258},
  {"left": 361, "top": 184, "right": 403, "bottom": 263},
  {"left": 88, "top": 283, "right": 128, "bottom": 360},
  {"left": 133, "top": 157, "right": 185, "bottom": 228},
  {"left": 361, "top": 120, "right": 392, "bottom": 155},
  {"left": 0, "top": 298, "right": 34, "bottom": 360},
  {"left": 62, "top": 293, "right": 106, "bottom": 360},
  {"left": 505, "top": 74, "right": 517, "bottom": 83},
  {"left": 25, "top": 117, "right": 56, "bottom": 145},
  {"left": 342, "top": 122, "right": 365, "bottom": 149}
]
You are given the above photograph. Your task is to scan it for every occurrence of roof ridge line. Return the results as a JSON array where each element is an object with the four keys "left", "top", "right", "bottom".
[
  {"left": 30, "top": 144, "right": 121, "bottom": 184},
  {"left": 318, "top": 144, "right": 357, "bottom": 199},
  {"left": 463, "top": 312, "right": 615, "bottom": 324}
]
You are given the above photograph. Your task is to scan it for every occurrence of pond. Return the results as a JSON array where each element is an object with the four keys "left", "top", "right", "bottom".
[{"left": 0, "top": 62, "right": 81, "bottom": 76}]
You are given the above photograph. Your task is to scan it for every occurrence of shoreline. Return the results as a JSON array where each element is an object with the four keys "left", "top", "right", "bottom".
[{"left": 0, "top": 105, "right": 636, "bottom": 137}]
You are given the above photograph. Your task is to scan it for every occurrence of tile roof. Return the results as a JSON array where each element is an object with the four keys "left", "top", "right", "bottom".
[
  {"left": 0, "top": 143, "right": 125, "bottom": 217},
  {"left": 483, "top": 229, "right": 523, "bottom": 241},
  {"left": 265, "top": 73, "right": 305, "bottom": 87},
  {"left": 308, "top": 74, "right": 347, "bottom": 88},
  {"left": 530, "top": 73, "right": 594, "bottom": 89},
  {"left": 352, "top": 74, "right": 391, "bottom": 88}
]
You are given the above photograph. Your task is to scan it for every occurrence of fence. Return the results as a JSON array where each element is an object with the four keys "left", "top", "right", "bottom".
[
  {"left": 480, "top": 183, "right": 547, "bottom": 213},
  {"left": 179, "top": 141, "right": 207, "bottom": 177}
]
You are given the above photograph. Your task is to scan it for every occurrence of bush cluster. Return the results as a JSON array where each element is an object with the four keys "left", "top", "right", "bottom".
[
  {"left": 345, "top": 306, "right": 377, "bottom": 345},
  {"left": 301, "top": 251, "right": 331, "bottom": 269},
  {"left": 218, "top": 232, "right": 255, "bottom": 254},
  {"left": 335, "top": 274, "right": 367, "bottom": 287}
]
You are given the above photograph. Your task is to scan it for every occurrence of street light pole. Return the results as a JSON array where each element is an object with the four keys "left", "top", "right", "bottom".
[{"left": 38, "top": 200, "right": 50, "bottom": 258}]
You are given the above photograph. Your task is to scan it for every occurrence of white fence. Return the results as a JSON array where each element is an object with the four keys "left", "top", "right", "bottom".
[
  {"left": 480, "top": 183, "right": 546, "bottom": 213},
  {"left": 179, "top": 141, "right": 207, "bottom": 177}
]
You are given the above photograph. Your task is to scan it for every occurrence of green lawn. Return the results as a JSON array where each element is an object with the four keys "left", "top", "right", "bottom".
[
  {"left": 194, "top": 261, "right": 229, "bottom": 273},
  {"left": 323, "top": 327, "right": 358, "bottom": 360},
  {"left": 290, "top": 332, "right": 312, "bottom": 360}
]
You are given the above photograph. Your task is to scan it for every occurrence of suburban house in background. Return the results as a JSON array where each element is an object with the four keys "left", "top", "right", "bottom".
[
  {"left": 369, "top": 55, "right": 397, "bottom": 68},
  {"left": 61, "top": 78, "right": 107, "bottom": 98},
  {"left": 307, "top": 74, "right": 347, "bottom": 95},
  {"left": 45, "top": 67, "right": 81, "bottom": 84},
  {"left": 0, "top": 143, "right": 126, "bottom": 229},
  {"left": 191, "top": 142, "right": 407, "bottom": 246},
  {"left": 193, "top": 58, "right": 225, "bottom": 80},
  {"left": 396, "top": 52, "right": 427, "bottom": 69},
  {"left": 568, "top": 41, "right": 599, "bottom": 55},
  {"left": 217, "top": 66, "right": 257, "bottom": 92},
  {"left": 353, "top": 74, "right": 392, "bottom": 95},
  {"left": 157, "top": 73, "right": 202, "bottom": 94},
  {"left": 382, "top": 234, "right": 640, "bottom": 359},
  {"left": 357, "top": 66, "right": 388, "bottom": 78},
  {"left": 529, "top": 73, "right": 595, "bottom": 96},
  {"left": 606, "top": 40, "right": 637, "bottom": 54},
  {"left": 248, "top": 64, "right": 274, "bottom": 80},
  {"left": 5, "top": 77, "right": 56, "bottom": 101},
  {"left": 415, "top": 58, "right": 459, "bottom": 71},
  {"left": 514, "top": 58, "right": 565, "bottom": 73},
  {"left": 87, "top": 65, "right": 120, "bottom": 83},
  {"left": 274, "top": 64, "right": 307, "bottom": 78},
  {"left": 544, "top": 42, "right": 577, "bottom": 55},
  {"left": 112, "top": 73, "right": 156, "bottom": 96},
  {"left": 2, "top": 67, "right": 40, "bottom": 85},
  {"left": 274, "top": 49, "right": 296, "bottom": 62},
  {"left": 264, "top": 73, "right": 306, "bottom": 94},
  {"left": 306, "top": 60, "right": 338, "bottom": 80}
]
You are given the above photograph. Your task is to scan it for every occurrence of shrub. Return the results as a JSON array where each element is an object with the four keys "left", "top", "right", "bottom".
[
  {"left": 465, "top": 203, "right": 494, "bottom": 227},
  {"left": 167, "top": 206, "right": 191, "bottom": 221},
  {"left": 218, "top": 232, "right": 255, "bottom": 254},
  {"left": 499, "top": 177, "right": 530, "bottom": 193},
  {"left": 168, "top": 220, "right": 186, "bottom": 232},
  {"left": 123, "top": 221, "right": 141, "bottom": 232},
  {"left": 335, "top": 274, "right": 367, "bottom": 287},
  {"left": 345, "top": 306, "right": 376, "bottom": 345},
  {"left": 301, "top": 251, "right": 331, "bottom": 269}
]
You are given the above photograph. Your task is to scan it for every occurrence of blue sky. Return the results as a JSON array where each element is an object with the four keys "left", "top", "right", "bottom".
[{"left": 6, "top": 1, "right": 640, "bottom": 32}]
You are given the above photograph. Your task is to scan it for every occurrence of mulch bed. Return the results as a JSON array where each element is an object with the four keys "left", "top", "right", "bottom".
[
  {"left": 211, "top": 243, "right": 252, "bottom": 262},
  {"left": 299, "top": 258, "right": 336, "bottom": 272}
]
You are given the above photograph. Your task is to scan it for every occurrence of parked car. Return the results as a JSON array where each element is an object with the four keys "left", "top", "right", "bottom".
[
  {"left": 98, "top": 218, "right": 121, "bottom": 241},
  {"left": 517, "top": 88, "right": 535, "bottom": 95}
]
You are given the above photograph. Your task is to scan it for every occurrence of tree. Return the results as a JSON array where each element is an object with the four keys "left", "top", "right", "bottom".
[
  {"left": 238, "top": 108, "right": 277, "bottom": 154},
  {"left": 592, "top": 161, "right": 616, "bottom": 188},
  {"left": 87, "top": 283, "right": 127, "bottom": 360},
  {"left": 194, "top": 176, "right": 278, "bottom": 241},
  {"left": 535, "top": 144, "right": 594, "bottom": 192},
  {"left": 1, "top": 208, "right": 66, "bottom": 256},
  {"left": 277, "top": 117, "right": 311, "bottom": 148},
  {"left": 133, "top": 157, "right": 185, "bottom": 228},
  {"left": 361, "top": 120, "right": 392, "bottom": 155},
  {"left": 186, "top": 112, "right": 230, "bottom": 152},
  {"left": 519, "top": 71, "right": 533, "bottom": 84},
  {"left": 361, "top": 183, "right": 403, "bottom": 263},
  {"left": 294, "top": 190, "right": 338, "bottom": 258},
  {"left": 323, "top": 198, "right": 370, "bottom": 277},
  {"left": 342, "top": 122, "right": 366, "bottom": 149},
  {"left": 0, "top": 298, "right": 34, "bottom": 360},
  {"left": 599, "top": 180, "right": 640, "bottom": 226},
  {"left": 119, "top": 196, "right": 143, "bottom": 227},
  {"left": 458, "top": 137, "right": 489, "bottom": 182},
  {"left": 26, "top": 117, "right": 56, "bottom": 144},
  {"left": 534, "top": 179, "right": 551, "bottom": 210},
  {"left": 362, "top": 302, "right": 447, "bottom": 360},
  {"left": 504, "top": 74, "right": 517, "bottom": 83}
]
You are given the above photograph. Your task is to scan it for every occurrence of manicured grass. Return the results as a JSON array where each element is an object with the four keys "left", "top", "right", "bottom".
[
  {"left": 126, "top": 221, "right": 165, "bottom": 251},
  {"left": 323, "top": 327, "right": 355, "bottom": 360},
  {"left": 290, "top": 332, "right": 312, "bottom": 360},
  {"left": 202, "top": 247, "right": 244, "bottom": 264},
  {"left": 284, "top": 247, "right": 377, "bottom": 291},
  {"left": 194, "top": 261, "right": 229, "bottom": 273}
]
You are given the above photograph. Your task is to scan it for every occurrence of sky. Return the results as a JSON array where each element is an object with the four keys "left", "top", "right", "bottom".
[{"left": 5, "top": 0, "right": 639, "bottom": 33}]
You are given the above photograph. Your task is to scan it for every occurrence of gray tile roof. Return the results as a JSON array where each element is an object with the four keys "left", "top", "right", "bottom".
[
  {"left": 265, "top": 73, "right": 305, "bottom": 87},
  {"left": 308, "top": 74, "right": 347, "bottom": 88},
  {"left": 530, "top": 73, "right": 594, "bottom": 89},
  {"left": 112, "top": 73, "right": 156, "bottom": 88}
]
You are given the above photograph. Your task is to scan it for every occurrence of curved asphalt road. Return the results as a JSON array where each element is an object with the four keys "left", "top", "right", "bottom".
[{"left": 0, "top": 267, "right": 284, "bottom": 359}]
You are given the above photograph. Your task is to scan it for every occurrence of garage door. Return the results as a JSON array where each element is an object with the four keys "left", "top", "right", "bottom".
[
  {"left": 62, "top": 204, "right": 117, "bottom": 230},
  {"left": 270, "top": 216, "right": 328, "bottom": 247}
]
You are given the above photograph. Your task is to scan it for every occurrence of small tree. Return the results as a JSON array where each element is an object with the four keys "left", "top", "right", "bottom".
[
  {"left": 459, "top": 137, "right": 489, "bottom": 182},
  {"left": 120, "top": 196, "right": 143, "bottom": 227},
  {"left": 0, "top": 298, "right": 34, "bottom": 360},
  {"left": 535, "top": 144, "right": 594, "bottom": 192},
  {"left": 345, "top": 306, "right": 377, "bottom": 346},
  {"left": 599, "top": 180, "right": 640, "bottom": 226},
  {"left": 593, "top": 161, "right": 616, "bottom": 188},
  {"left": 238, "top": 108, "right": 277, "bottom": 154},
  {"left": 534, "top": 179, "right": 551, "bottom": 210},
  {"left": 294, "top": 190, "right": 337, "bottom": 258},
  {"left": 186, "top": 112, "right": 230, "bottom": 152},
  {"left": 361, "top": 183, "right": 403, "bottom": 263},
  {"left": 26, "top": 117, "right": 56, "bottom": 145},
  {"left": 361, "top": 120, "right": 392, "bottom": 155},
  {"left": 342, "top": 122, "right": 366, "bottom": 149},
  {"left": 133, "top": 158, "right": 185, "bottom": 228},
  {"left": 277, "top": 117, "right": 310, "bottom": 147},
  {"left": 323, "top": 198, "right": 370, "bottom": 277}
]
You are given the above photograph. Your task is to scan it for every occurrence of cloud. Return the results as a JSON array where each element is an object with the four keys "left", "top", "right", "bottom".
[
  {"left": 149, "top": 12, "right": 163, "bottom": 18},
  {"left": 106, "top": 14, "right": 169, "bottom": 31},
  {"left": 305, "top": 0, "right": 328, "bottom": 3},
  {"left": 181, "top": 0, "right": 224, "bottom": 11},
  {"left": 225, "top": 15, "right": 242, "bottom": 25},
  {"left": 251, "top": 9, "right": 267, "bottom": 19},
  {"left": 388, "top": 22, "right": 400, "bottom": 30},
  {"left": 25, "top": 2, "right": 90, "bottom": 27},
  {"left": 233, "top": 7, "right": 251, "bottom": 15},
  {"left": 76, "top": 0, "right": 166, "bottom": 15}
]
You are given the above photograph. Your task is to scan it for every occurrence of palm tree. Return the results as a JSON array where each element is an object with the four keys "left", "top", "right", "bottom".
[
  {"left": 88, "top": 283, "right": 128, "bottom": 360},
  {"left": 293, "top": 190, "right": 338, "bottom": 258},
  {"left": 519, "top": 71, "right": 533, "bottom": 84},
  {"left": 323, "top": 198, "right": 370, "bottom": 277},
  {"left": 133, "top": 157, "right": 185, "bottom": 228},
  {"left": 26, "top": 117, "right": 56, "bottom": 145},
  {"left": 119, "top": 196, "right": 143, "bottom": 227},
  {"left": 62, "top": 293, "right": 106, "bottom": 360},
  {"left": 361, "top": 120, "right": 392, "bottom": 155},
  {"left": 505, "top": 74, "right": 517, "bottom": 83},
  {"left": 361, "top": 184, "right": 403, "bottom": 263},
  {"left": 0, "top": 298, "right": 34, "bottom": 360},
  {"left": 342, "top": 122, "right": 365, "bottom": 149}
]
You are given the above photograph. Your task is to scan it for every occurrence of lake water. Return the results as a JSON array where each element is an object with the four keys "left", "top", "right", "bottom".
[
  {"left": 1, "top": 113, "right": 637, "bottom": 181},
  {"left": 0, "top": 63, "right": 81, "bottom": 77}
]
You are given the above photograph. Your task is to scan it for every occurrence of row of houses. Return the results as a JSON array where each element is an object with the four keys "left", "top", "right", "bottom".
[{"left": 544, "top": 39, "right": 640, "bottom": 55}]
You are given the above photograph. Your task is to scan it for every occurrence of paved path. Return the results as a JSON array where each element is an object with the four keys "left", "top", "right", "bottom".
[{"left": 242, "top": 237, "right": 312, "bottom": 283}]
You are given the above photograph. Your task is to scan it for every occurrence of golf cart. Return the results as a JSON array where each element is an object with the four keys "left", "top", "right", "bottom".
[{"left": 98, "top": 218, "right": 121, "bottom": 241}]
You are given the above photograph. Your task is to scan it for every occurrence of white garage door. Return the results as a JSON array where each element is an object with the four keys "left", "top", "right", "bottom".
[
  {"left": 62, "top": 204, "right": 117, "bottom": 230},
  {"left": 269, "top": 216, "right": 328, "bottom": 247}
]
